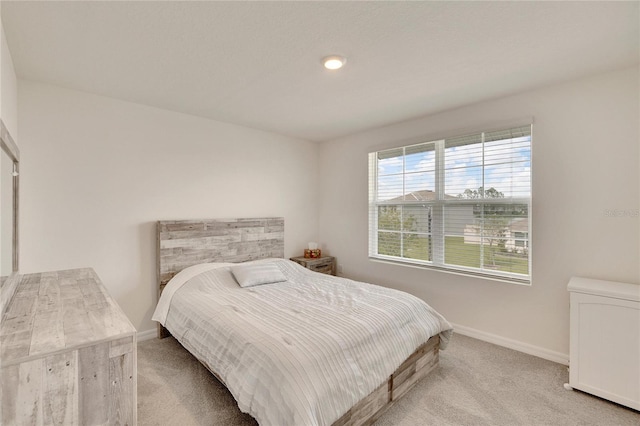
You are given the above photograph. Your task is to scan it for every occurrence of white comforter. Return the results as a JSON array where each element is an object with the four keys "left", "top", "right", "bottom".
[{"left": 153, "top": 258, "right": 452, "bottom": 426}]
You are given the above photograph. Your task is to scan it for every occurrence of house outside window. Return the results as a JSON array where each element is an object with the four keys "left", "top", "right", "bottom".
[
  {"left": 513, "top": 231, "right": 529, "bottom": 249},
  {"left": 368, "top": 125, "right": 532, "bottom": 284}
]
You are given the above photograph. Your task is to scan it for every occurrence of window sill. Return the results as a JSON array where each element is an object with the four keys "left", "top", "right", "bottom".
[{"left": 369, "top": 256, "right": 531, "bottom": 286}]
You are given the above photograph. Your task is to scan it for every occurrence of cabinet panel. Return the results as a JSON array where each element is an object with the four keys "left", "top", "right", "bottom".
[{"left": 568, "top": 277, "right": 640, "bottom": 411}]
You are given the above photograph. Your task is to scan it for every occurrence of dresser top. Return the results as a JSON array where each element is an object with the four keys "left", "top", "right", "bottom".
[{"left": 1, "top": 268, "right": 136, "bottom": 365}]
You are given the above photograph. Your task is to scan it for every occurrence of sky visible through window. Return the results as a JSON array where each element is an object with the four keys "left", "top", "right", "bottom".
[{"left": 377, "top": 136, "right": 531, "bottom": 201}]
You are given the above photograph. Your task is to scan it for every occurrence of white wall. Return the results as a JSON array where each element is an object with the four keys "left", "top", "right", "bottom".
[
  {"left": 319, "top": 66, "right": 640, "bottom": 360},
  {"left": 18, "top": 80, "right": 320, "bottom": 333}
]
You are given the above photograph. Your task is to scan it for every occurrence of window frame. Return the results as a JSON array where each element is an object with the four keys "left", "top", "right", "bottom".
[{"left": 368, "top": 124, "right": 532, "bottom": 285}]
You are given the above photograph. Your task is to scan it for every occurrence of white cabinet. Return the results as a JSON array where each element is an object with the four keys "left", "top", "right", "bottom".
[{"left": 567, "top": 277, "right": 640, "bottom": 410}]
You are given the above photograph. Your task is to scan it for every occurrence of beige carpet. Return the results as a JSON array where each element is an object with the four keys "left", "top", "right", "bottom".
[{"left": 137, "top": 334, "right": 639, "bottom": 425}]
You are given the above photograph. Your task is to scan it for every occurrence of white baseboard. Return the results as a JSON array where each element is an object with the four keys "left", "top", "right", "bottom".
[
  {"left": 137, "top": 328, "right": 157, "bottom": 342},
  {"left": 451, "top": 323, "right": 569, "bottom": 366}
]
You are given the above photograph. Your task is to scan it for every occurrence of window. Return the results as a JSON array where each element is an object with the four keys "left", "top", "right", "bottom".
[{"left": 368, "top": 125, "right": 532, "bottom": 284}]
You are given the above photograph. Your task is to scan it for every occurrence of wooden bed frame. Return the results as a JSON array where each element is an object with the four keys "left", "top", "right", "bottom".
[{"left": 156, "top": 218, "right": 441, "bottom": 426}]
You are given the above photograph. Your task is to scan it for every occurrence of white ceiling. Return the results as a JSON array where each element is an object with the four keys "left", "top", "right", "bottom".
[{"left": 2, "top": 1, "right": 638, "bottom": 142}]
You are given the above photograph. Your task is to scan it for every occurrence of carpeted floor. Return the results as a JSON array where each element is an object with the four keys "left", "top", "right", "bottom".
[{"left": 137, "top": 334, "right": 640, "bottom": 425}]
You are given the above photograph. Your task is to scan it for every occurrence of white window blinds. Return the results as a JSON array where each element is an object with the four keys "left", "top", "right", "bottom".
[{"left": 368, "top": 124, "right": 532, "bottom": 284}]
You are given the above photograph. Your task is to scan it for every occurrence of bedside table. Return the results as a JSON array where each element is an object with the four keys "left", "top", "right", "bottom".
[{"left": 290, "top": 256, "right": 336, "bottom": 276}]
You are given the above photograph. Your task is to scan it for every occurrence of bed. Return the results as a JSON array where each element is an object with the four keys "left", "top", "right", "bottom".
[{"left": 153, "top": 218, "right": 452, "bottom": 426}]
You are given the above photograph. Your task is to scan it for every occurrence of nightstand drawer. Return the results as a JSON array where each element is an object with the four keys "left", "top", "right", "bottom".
[
  {"left": 290, "top": 256, "right": 336, "bottom": 276},
  {"left": 308, "top": 260, "right": 334, "bottom": 275}
]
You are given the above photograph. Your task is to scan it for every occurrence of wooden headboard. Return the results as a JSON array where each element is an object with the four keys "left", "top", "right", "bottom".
[{"left": 156, "top": 217, "right": 284, "bottom": 337}]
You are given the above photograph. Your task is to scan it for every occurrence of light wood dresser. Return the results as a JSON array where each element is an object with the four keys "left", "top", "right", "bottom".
[{"left": 1, "top": 268, "right": 137, "bottom": 425}]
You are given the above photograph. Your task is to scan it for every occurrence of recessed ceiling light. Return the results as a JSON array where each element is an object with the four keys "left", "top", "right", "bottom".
[{"left": 323, "top": 55, "right": 347, "bottom": 70}]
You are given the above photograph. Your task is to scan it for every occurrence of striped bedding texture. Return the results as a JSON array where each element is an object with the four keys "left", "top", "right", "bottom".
[{"left": 155, "top": 258, "right": 453, "bottom": 426}]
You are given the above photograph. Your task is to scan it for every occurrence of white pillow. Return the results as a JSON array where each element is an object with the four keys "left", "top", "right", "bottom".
[{"left": 231, "top": 263, "right": 287, "bottom": 288}]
